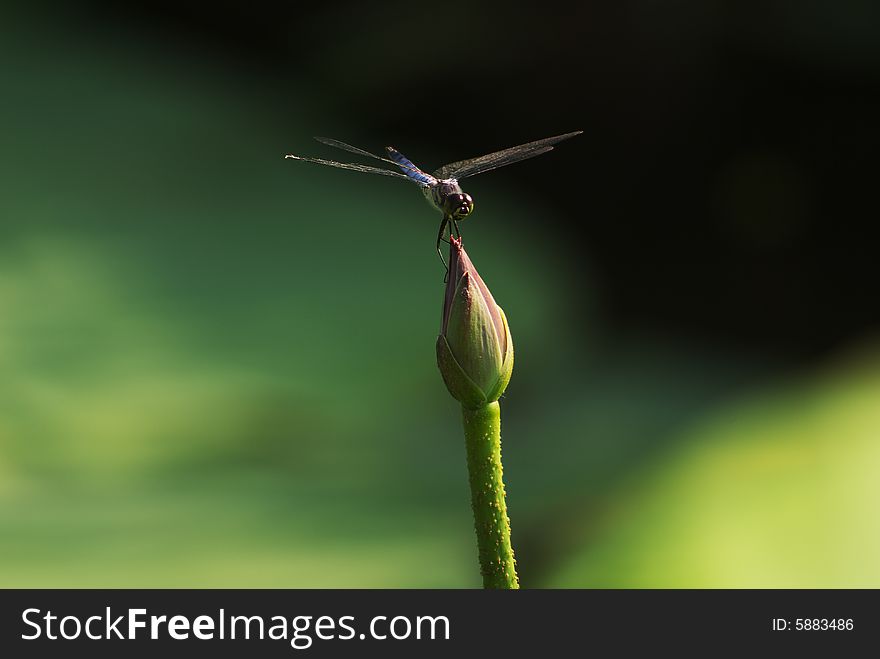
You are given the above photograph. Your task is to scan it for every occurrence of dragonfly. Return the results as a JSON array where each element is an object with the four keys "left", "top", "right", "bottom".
[{"left": 284, "top": 131, "right": 582, "bottom": 268}]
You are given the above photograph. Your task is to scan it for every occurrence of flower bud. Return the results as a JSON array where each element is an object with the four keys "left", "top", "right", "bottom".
[{"left": 436, "top": 238, "right": 513, "bottom": 409}]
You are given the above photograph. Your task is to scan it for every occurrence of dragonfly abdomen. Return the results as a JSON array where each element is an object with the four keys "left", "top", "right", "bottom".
[{"left": 386, "top": 147, "right": 436, "bottom": 186}]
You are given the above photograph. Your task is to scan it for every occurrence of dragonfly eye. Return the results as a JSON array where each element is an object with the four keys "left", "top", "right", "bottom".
[{"left": 453, "top": 193, "right": 474, "bottom": 219}]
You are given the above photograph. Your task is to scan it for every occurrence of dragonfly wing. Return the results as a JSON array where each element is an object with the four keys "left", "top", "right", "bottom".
[
  {"left": 314, "top": 136, "right": 436, "bottom": 185},
  {"left": 433, "top": 131, "right": 582, "bottom": 180},
  {"left": 314, "top": 137, "right": 389, "bottom": 162},
  {"left": 284, "top": 154, "right": 420, "bottom": 183}
]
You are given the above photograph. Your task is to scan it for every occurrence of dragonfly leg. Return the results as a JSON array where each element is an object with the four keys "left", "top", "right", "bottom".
[
  {"left": 436, "top": 216, "right": 450, "bottom": 277},
  {"left": 451, "top": 218, "right": 462, "bottom": 239}
]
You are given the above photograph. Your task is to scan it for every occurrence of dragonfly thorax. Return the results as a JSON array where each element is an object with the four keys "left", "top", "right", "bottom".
[{"left": 426, "top": 180, "right": 474, "bottom": 220}]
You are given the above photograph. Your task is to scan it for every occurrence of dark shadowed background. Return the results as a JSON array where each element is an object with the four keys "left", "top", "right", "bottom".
[{"left": 1, "top": 0, "right": 878, "bottom": 587}]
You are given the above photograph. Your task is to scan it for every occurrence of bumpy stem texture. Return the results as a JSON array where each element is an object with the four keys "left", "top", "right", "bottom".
[{"left": 461, "top": 401, "right": 519, "bottom": 589}]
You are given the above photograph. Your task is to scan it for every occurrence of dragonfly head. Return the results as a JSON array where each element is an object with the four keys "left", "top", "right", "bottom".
[{"left": 446, "top": 192, "right": 474, "bottom": 220}]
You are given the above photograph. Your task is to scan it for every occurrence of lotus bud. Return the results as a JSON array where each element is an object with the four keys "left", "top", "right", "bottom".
[{"left": 436, "top": 238, "right": 514, "bottom": 409}]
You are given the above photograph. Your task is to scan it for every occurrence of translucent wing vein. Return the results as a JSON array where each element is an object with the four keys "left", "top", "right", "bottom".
[
  {"left": 284, "top": 154, "right": 420, "bottom": 183},
  {"left": 433, "top": 131, "right": 582, "bottom": 180}
]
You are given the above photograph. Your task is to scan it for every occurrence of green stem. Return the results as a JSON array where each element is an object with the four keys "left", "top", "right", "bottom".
[{"left": 461, "top": 401, "right": 519, "bottom": 589}]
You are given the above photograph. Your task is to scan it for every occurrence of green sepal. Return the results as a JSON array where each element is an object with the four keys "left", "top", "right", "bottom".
[
  {"left": 436, "top": 334, "right": 489, "bottom": 409},
  {"left": 483, "top": 305, "right": 514, "bottom": 403}
]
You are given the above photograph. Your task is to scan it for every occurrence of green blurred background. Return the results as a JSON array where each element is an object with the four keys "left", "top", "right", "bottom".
[{"left": 1, "top": 1, "right": 878, "bottom": 587}]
